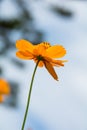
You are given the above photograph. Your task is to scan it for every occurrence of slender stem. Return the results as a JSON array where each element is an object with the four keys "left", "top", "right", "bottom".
[{"left": 21, "top": 60, "right": 40, "bottom": 130}]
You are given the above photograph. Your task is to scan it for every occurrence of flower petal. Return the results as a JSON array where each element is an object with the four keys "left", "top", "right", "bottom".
[
  {"left": 44, "top": 61, "right": 58, "bottom": 80},
  {"left": 16, "top": 51, "right": 34, "bottom": 60},
  {"left": 34, "top": 58, "right": 44, "bottom": 67},
  {"left": 51, "top": 59, "right": 68, "bottom": 67},
  {"left": 0, "top": 79, "right": 10, "bottom": 95},
  {"left": 16, "top": 39, "right": 34, "bottom": 53},
  {"left": 44, "top": 57, "right": 66, "bottom": 67},
  {"left": 38, "top": 61, "right": 44, "bottom": 67},
  {"left": 50, "top": 59, "right": 64, "bottom": 66},
  {"left": 33, "top": 44, "right": 46, "bottom": 56},
  {"left": 46, "top": 45, "right": 66, "bottom": 58},
  {"left": 0, "top": 95, "right": 4, "bottom": 103}
]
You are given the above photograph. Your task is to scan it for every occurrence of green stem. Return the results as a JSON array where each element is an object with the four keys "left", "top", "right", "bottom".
[{"left": 21, "top": 60, "right": 40, "bottom": 130}]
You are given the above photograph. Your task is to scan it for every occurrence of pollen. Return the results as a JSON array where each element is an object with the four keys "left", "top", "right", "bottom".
[{"left": 40, "top": 42, "right": 51, "bottom": 49}]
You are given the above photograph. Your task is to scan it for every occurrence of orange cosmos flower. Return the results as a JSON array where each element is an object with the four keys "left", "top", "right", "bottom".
[
  {"left": 16, "top": 39, "right": 67, "bottom": 80},
  {"left": 0, "top": 79, "right": 10, "bottom": 102}
]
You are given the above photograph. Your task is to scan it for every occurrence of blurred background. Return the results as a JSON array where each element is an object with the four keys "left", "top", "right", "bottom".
[{"left": 0, "top": 0, "right": 87, "bottom": 130}]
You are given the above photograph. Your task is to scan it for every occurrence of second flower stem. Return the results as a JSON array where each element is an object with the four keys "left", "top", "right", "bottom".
[{"left": 21, "top": 60, "right": 40, "bottom": 130}]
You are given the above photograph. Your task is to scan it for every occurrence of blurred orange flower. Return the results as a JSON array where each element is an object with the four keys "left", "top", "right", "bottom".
[
  {"left": 16, "top": 39, "right": 67, "bottom": 80},
  {"left": 0, "top": 79, "right": 10, "bottom": 102}
]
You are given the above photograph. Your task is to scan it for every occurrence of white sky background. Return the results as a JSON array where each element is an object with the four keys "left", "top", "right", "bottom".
[{"left": 0, "top": 0, "right": 87, "bottom": 130}]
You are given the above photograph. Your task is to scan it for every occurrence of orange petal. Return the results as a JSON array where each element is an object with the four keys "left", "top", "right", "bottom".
[
  {"left": 46, "top": 45, "right": 66, "bottom": 58},
  {"left": 0, "top": 79, "right": 10, "bottom": 95},
  {"left": 51, "top": 59, "right": 68, "bottom": 67},
  {"left": 51, "top": 59, "right": 64, "bottom": 66},
  {"left": 0, "top": 95, "right": 4, "bottom": 103},
  {"left": 33, "top": 44, "right": 46, "bottom": 56},
  {"left": 44, "top": 57, "right": 65, "bottom": 67},
  {"left": 16, "top": 39, "right": 34, "bottom": 53},
  {"left": 38, "top": 61, "right": 44, "bottom": 67},
  {"left": 44, "top": 61, "right": 58, "bottom": 80},
  {"left": 16, "top": 51, "right": 34, "bottom": 60},
  {"left": 34, "top": 59, "right": 44, "bottom": 67}
]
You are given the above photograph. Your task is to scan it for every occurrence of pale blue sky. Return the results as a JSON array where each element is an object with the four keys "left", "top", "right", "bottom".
[{"left": 0, "top": 1, "right": 87, "bottom": 130}]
